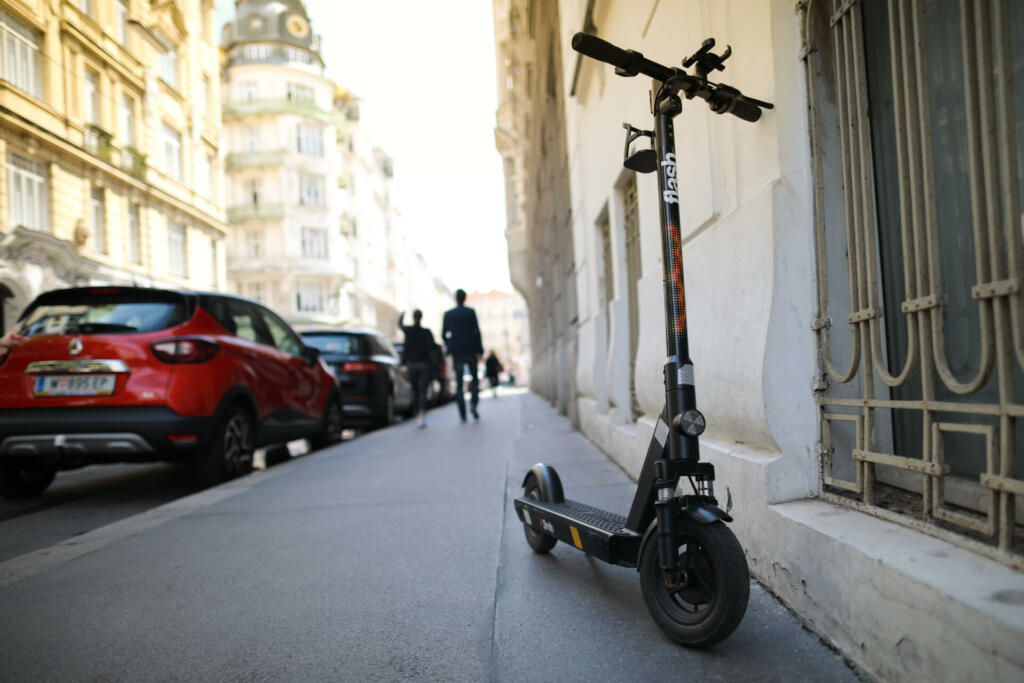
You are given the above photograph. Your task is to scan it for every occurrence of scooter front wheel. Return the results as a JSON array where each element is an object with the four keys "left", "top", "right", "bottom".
[
  {"left": 522, "top": 473, "right": 557, "bottom": 553},
  {"left": 638, "top": 518, "right": 749, "bottom": 647}
]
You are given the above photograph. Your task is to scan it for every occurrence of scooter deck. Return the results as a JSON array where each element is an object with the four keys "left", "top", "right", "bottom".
[{"left": 514, "top": 496, "right": 642, "bottom": 567}]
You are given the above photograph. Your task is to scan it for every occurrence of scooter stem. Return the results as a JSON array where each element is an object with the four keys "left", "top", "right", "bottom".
[{"left": 654, "top": 92, "right": 699, "bottom": 464}]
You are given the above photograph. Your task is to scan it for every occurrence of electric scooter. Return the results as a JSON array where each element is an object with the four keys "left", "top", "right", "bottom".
[{"left": 513, "top": 32, "right": 773, "bottom": 648}]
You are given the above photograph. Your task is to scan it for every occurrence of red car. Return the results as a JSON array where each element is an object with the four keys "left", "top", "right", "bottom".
[{"left": 0, "top": 287, "right": 343, "bottom": 497}]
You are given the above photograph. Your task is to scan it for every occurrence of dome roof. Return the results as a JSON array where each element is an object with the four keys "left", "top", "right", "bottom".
[{"left": 222, "top": 0, "right": 319, "bottom": 54}]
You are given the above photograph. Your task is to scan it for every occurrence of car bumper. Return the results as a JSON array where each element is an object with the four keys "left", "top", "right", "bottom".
[{"left": 0, "top": 406, "right": 214, "bottom": 468}]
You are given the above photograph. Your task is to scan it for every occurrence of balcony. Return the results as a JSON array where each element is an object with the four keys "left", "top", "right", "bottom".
[
  {"left": 222, "top": 98, "right": 344, "bottom": 126},
  {"left": 84, "top": 124, "right": 113, "bottom": 163},
  {"left": 120, "top": 147, "right": 146, "bottom": 180},
  {"left": 225, "top": 149, "right": 286, "bottom": 171},
  {"left": 226, "top": 203, "right": 285, "bottom": 222}
]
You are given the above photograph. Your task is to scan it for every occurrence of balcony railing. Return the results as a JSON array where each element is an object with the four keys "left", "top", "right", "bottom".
[
  {"left": 222, "top": 98, "right": 344, "bottom": 126},
  {"left": 226, "top": 203, "right": 285, "bottom": 222},
  {"left": 120, "top": 147, "right": 146, "bottom": 179},
  {"left": 84, "top": 124, "right": 113, "bottom": 162},
  {"left": 225, "top": 149, "right": 286, "bottom": 171}
]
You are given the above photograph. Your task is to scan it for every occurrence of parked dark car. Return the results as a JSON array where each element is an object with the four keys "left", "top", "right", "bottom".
[
  {"left": 299, "top": 328, "right": 413, "bottom": 428},
  {"left": 393, "top": 340, "right": 455, "bottom": 406},
  {"left": 0, "top": 287, "right": 343, "bottom": 497}
]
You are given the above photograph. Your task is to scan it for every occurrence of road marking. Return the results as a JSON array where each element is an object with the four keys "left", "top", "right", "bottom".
[{"left": 0, "top": 463, "right": 297, "bottom": 592}]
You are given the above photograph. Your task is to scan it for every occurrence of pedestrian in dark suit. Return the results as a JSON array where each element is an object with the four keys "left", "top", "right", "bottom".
[
  {"left": 485, "top": 350, "right": 503, "bottom": 399},
  {"left": 442, "top": 289, "right": 483, "bottom": 422},
  {"left": 398, "top": 309, "right": 436, "bottom": 428}
]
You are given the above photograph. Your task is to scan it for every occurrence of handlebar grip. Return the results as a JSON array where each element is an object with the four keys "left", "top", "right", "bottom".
[
  {"left": 710, "top": 92, "right": 764, "bottom": 122},
  {"left": 572, "top": 32, "right": 634, "bottom": 71},
  {"left": 724, "top": 97, "right": 763, "bottom": 122}
]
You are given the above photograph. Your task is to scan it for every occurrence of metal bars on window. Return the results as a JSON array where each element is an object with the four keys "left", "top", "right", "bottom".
[
  {"left": 804, "top": 0, "right": 1024, "bottom": 567},
  {"left": 622, "top": 175, "right": 642, "bottom": 421}
]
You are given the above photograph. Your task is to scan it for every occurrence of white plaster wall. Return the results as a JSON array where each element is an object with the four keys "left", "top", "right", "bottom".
[
  {"left": 565, "top": 0, "right": 788, "bottom": 452},
  {"left": 548, "top": 1, "right": 1024, "bottom": 679}
]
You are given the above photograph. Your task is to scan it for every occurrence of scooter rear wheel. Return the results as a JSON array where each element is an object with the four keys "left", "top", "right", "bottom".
[
  {"left": 522, "top": 473, "right": 557, "bottom": 553},
  {"left": 638, "top": 518, "right": 749, "bottom": 647}
]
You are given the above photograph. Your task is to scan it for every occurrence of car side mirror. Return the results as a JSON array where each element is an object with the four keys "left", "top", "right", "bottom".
[{"left": 301, "top": 346, "right": 320, "bottom": 365}]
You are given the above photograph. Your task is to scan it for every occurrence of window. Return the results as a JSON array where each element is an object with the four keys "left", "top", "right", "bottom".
[
  {"left": 246, "top": 282, "right": 265, "bottom": 304},
  {"left": 159, "top": 42, "right": 178, "bottom": 89},
  {"left": 243, "top": 44, "right": 271, "bottom": 61},
  {"left": 204, "top": 297, "right": 260, "bottom": 342},
  {"left": 209, "top": 238, "right": 218, "bottom": 289},
  {"left": 599, "top": 212, "right": 614, "bottom": 343},
  {"left": 284, "top": 47, "right": 312, "bottom": 64},
  {"left": 0, "top": 12, "right": 42, "bottom": 98},
  {"left": 127, "top": 203, "right": 141, "bottom": 263},
  {"left": 239, "top": 80, "right": 259, "bottom": 101},
  {"left": 245, "top": 229, "right": 262, "bottom": 258},
  {"left": 295, "top": 281, "right": 324, "bottom": 314},
  {"left": 167, "top": 220, "right": 186, "bottom": 277},
  {"left": 621, "top": 174, "right": 641, "bottom": 420},
  {"left": 228, "top": 300, "right": 261, "bottom": 342},
  {"left": 299, "top": 175, "right": 324, "bottom": 206},
  {"left": 301, "top": 227, "right": 327, "bottom": 259},
  {"left": 90, "top": 187, "right": 105, "bottom": 253},
  {"left": 161, "top": 124, "right": 182, "bottom": 181},
  {"left": 245, "top": 178, "right": 260, "bottom": 206},
  {"left": 806, "top": 0, "right": 1024, "bottom": 563},
  {"left": 286, "top": 82, "right": 314, "bottom": 102},
  {"left": 120, "top": 95, "right": 135, "bottom": 147},
  {"left": 6, "top": 152, "right": 47, "bottom": 232},
  {"left": 115, "top": 1, "right": 128, "bottom": 45},
  {"left": 242, "top": 126, "right": 259, "bottom": 152},
  {"left": 197, "top": 75, "right": 209, "bottom": 116},
  {"left": 197, "top": 151, "right": 212, "bottom": 198},
  {"left": 258, "top": 307, "right": 303, "bottom": 356},
  {"left": 83, "top": 68, "right": 100, "bottom": 124},
  {"left": 296, "top": 124, "right": 323, "bottom": 156}
]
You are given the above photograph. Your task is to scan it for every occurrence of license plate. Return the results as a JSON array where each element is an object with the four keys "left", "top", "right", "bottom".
[{"left": 33, "top": 374, "right": 117, "bottom": 397}]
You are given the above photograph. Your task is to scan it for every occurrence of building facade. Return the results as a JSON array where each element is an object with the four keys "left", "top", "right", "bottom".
[
  {"left": 220, "top": 0, "right": 356, "bottom": 326},
  {"left": 494, "top": 0, "right": 1024, "bottom": 679},
  {"left": 0, "top": 0, "right": 225, "bottom": 334},
  {"left": 467, "top": 289, "right": 529, "bottom": 381},
  {"left": 493, "top": 0, "right": 577, "bottom": 419}
]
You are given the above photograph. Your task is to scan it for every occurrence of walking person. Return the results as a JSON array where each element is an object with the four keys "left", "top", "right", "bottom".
[
  {"left": 485, "top": 350, "right": 503, "bottom": 399},
  {"left": 442, "top": 289, "right": 483, "bottom": 422},
  {"left": 398, "top": 309, "right": 436, "bottom": 428}
]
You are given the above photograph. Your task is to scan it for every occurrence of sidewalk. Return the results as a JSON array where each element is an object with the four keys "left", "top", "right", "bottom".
[{"left": 0, "top": 389, "right": 861, "bottom": 681}]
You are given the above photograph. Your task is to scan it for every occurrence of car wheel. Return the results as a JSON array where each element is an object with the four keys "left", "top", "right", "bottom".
[
  {"left": 376, "top": 392, "right": 395, "bottom": 429},
  {"left": 311, "top": 396, "right": 343, "bottom": 450},
  {"left": 195, "top": 404, "right": 254, "bottom": 487},
  {"left": 0, "top": 463, "right": 57, "bottom": 498}
]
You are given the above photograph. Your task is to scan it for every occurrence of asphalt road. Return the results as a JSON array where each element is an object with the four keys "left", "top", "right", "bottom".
[{"left": 0, "top": 389, "right": 862, "bottom": 681}]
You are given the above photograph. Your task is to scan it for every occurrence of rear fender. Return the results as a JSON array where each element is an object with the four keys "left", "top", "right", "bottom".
[{"left": 521, "top": 463, "right": 564, "bottom": 503}]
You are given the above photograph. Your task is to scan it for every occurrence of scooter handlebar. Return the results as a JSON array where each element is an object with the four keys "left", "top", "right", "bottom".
[
  {"left": 571, "top": 32, "right": 674, "bottom": 81},
  {"left": 571, "top": 32, "right": 630, "bottom": 69},
  {"left": 572, "top": 32, "right": 771, "bottom": 122}
]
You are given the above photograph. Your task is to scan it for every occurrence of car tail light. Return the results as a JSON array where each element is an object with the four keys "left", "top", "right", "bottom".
[
  {"left": 150, "top": 337, "right": 219, "bottom": 364},
  {"left": 343, "top": 361, "right": 378, "bottom": 373}
]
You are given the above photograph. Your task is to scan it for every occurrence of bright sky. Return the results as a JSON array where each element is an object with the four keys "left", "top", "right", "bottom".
[{"left": 215, "top": 0, "right": 512, "bottom": 294}]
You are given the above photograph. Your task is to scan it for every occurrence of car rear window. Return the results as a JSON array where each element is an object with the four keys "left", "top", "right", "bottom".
[
  {"left": 301, "top": 333, "right": 364, "bottom": 355},
  {"left": 16, "top": 289, "right": 190, "bottom": 337}
]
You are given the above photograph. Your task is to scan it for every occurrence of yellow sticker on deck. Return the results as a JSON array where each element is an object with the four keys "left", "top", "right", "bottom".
[{"left": 570, "top": 526, "right": 583, "bottom": 549}]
